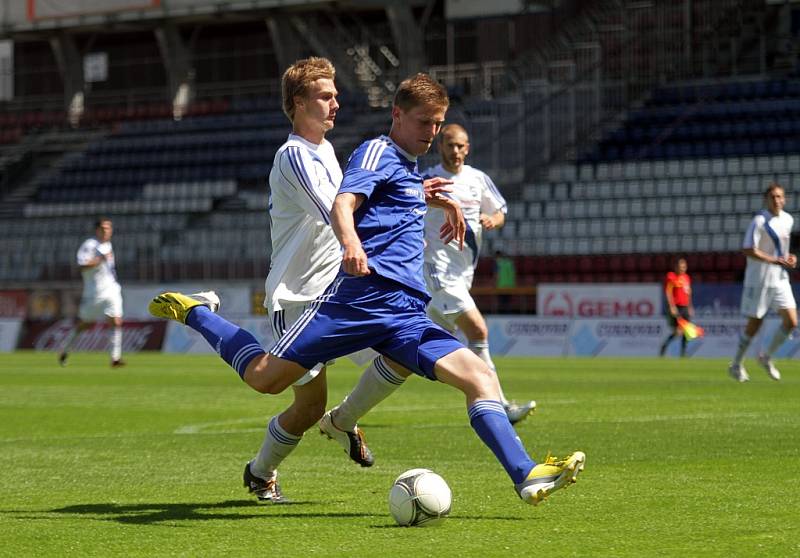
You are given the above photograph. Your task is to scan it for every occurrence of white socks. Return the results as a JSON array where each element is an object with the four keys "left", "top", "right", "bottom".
[
  {"left": 733, "top": 334, "right": 752, "bottom": 365},
  {"left": 251, "top": 415, "right": 302, "bottom": 479},
  {"left": 766, "top": 327, "right": 791, "bottom": 357},
  {"left": 332, "top": 356, "right": 406, "bottom": 431},
  {"left": 61, "top": 328, "right": 79, "bottom": 353},
  {"left": 110, "top": 326, "right": 122, "bottom": 361}
]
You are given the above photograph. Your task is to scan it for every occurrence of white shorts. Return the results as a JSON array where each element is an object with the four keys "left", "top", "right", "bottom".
[
  {"left": 424, "top": 275, "right": 476, "bottom": 332},
  {"left": 740, "top": 281, "right": 796, "bottom": 319},
  {"left": 79, "top": 291, "right": 123, "bottom": 321},
  {"left": 270, "top": 302, "right": 378, "bottom": 386}
]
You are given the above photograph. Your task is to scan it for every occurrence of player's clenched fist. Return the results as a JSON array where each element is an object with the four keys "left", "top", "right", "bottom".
[{"left": 341, "top": 244, "right": 371, "bottom": 276}]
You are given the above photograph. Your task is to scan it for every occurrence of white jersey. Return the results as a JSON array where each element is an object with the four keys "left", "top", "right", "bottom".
[
  {"left": 76, "top": 237, "right": 120, "bottom": 299},
  {"left": 264, "top": 133, "right": 342, "bottom": 313},
  {"left": 422, "top": 163, "right": 506, "bottom": 288},
  {"left": 742, "top": 209, "right": 794, "bottom": 288}
]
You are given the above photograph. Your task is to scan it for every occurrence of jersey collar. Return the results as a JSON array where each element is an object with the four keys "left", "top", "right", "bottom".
[
  {"left": 384, "top": 135, "right": 417, "bottom": 162},
  {"left": 288, "top": 132, "right": 326, "bottom": 150}
]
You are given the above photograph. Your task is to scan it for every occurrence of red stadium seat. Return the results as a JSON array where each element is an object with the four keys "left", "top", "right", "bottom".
[
  {"left": 653, "top": 254, "right": 668, "bottom": 273},
  {"left": 622, "top": 255, "right": 637, "bottom": 273},
  {"left": 561, "top": 256, "right": 578, "bottom": 274},
  {"left": 715, "top": 252, "right": 732, "bottom": 271},
  {"left": 521, "top": 256, "right": 538, "bottom": 276},
  {"left": 592, "top": 255, "right": 610, "bottom": 272},
  {"left": 732, "top": 252, "right": 746, "bottom": 271},
  {"left": 637, "top": 254, "right": 654, "bottom": 272}
]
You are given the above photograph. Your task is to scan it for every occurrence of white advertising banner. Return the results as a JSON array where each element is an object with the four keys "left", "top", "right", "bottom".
[
  {"left": 537, "top": 283, "right": 662, "bottom": 318},
  {"left": 486, "top": 317, "right": 573, "bottom": 356},
  {"left": 163, "top": 317, "right": 275, "bottom": 354},
  {"left": 123, "top": 283, "right": 252, "bottom": 320},
  {"left": 485, "top": 316, "right": 792, "bottom": 358},
  {"left": 564, "top": 319, "right": 665, "bottom": 356},
  {"left": 0, "top": 318, "right": 22, "bottom": 352}
]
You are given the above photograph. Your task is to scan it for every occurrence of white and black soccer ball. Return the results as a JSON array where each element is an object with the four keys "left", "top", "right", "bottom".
[{"left": 388, "top": 468, "right": 452, "bottom": 527}]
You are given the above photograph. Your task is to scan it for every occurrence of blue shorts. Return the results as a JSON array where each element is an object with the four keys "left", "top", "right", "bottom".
[{"left": 270, "top": 274, "right": 463, "bottom": 380}]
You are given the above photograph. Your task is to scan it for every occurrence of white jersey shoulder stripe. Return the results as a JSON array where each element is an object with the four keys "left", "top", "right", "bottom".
[
  {"left": 360, "top": 139, "right": 389, "bottom": 171},
  {"left": 482, "top": 172, "right": 507, "bottom": 209},
  {"left": 743, "top": 212, "right": 765, "bottom": 249},
  {"left": 284, "top": 146, "right": 331, "bottom": 224}
]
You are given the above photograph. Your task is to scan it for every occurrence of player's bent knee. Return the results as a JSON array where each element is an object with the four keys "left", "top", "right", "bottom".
[
  {"left": 244, "top": 356, "right": 311, "bottom": 395},
  {"left": 244, "top": 376, "right": 280, "bottom": 394},
  {"left": 243, "top": 369, "right": 289, "bottom": 395},
  {"left": 472, "top": 365, "right": 497, "bottom": 387},
  {"left": 435, "top": 348, "right": 497, "bottom": 399}
]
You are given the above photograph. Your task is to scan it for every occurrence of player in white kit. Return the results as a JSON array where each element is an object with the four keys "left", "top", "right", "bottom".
[
  {"left": 729, "top": 184, "right": 797, "bottom": 382},
  {"left": 59, "top": 217, "right": 125, "bottom": 367},
  {"left": 240, "top": 57, "right": 445, "bottom": 502},
  {"left": 240, "top": 57, "right": 358, "bottom": 502},
  {"left": 422, "top": 124, "right": 535, "bottom": 423}
]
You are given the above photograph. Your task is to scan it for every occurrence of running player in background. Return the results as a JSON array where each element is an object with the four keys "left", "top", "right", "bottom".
[
  {"left": 422, "top": 124, "right": 535, "bottom": 423},
  {"left": 729, "top": 183, "right": 797, "bottom": 382},
  {"left": 150, "top": 73, "right": 585, "bottom": 507},
  {"left": 59, "top": 217, "right": 125, "bottom": 368},
  {"left": 659, "top": 257, "right": 693, "bottom": 357}
]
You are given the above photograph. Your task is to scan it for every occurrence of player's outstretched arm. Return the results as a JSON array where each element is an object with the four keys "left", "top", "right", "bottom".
[
  {"left": 331, "top": 192, "right": 371, "bottom": 276},
  {"left": 423, "top": 176, "right": 454, "bottom": 200}
]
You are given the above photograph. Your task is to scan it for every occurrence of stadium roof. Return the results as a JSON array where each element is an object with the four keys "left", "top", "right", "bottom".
[{"left": 3, "top": 0, "right": 427, "bottom": 39}]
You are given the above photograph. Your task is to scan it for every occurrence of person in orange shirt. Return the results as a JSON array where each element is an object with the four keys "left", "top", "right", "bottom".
[{"left": 659, "top": 257, "right": 694, "bottom": 357}]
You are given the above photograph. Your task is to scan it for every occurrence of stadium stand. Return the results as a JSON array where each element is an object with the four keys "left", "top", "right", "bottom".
[
  {"left": 1, "top": 0, "right": 799, "bottom": 314},
  {"left": 587, "top": 79, "right": 800, "bottom": 161}
]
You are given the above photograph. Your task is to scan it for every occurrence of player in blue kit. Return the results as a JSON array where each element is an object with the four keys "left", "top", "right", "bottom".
[{"left": 149, "top": 73, "right": 585, "bottom": 506}]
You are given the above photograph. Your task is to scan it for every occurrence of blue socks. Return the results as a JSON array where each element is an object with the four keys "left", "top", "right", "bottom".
[
  {"left": 468, "top": 400, "right": 536, "bottom": 484},
  {"left": 185, "top": 307, "right": 266, "bottom": 378}
]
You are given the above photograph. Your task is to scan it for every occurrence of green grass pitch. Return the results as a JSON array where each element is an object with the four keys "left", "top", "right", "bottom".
[{"left": 1, "top": 351, "right": 798, "bottom": 557}]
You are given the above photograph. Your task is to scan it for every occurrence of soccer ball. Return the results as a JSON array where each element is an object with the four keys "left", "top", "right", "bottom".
[{"left": 388, "top": 468, "right": 452, "bottom": 527}]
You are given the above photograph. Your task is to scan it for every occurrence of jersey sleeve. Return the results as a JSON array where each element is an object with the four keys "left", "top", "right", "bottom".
[
  {"left": 742, "top": 215, "right": 763, "bottom": 249},
  {"left": 478, "top": 171, "right": 507, "bottom": 215},
  {"left": 276, "top": 146, "right": 337, "bottom": 224},
  {"left": 339, "top": 139, "right": 390, "bottom": 199},
  {"left": 76, "top": 239, "right": 99, "bottom": 266},
  {"left": 340, "top": 167, "right": 383, "bottom": 199}
]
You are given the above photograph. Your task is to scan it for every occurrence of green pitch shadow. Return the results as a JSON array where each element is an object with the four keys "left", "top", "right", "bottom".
[{"left": 47, "top": 500, "right": 384, "bottom": 525}]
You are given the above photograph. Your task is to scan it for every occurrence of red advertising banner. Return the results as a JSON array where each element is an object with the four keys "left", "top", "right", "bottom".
[
  {"left": 537, "top": 283, "right": 662, "bottom": 318},
  {"left": 0, "top": 290, "right": 28, "bottom": 318},
  {"left": 18, "top": 320, "right": 166, "bottom": 352}
]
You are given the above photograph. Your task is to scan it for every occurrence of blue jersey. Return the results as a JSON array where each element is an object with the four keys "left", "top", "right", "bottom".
[{"left": 339, "top": 135, "right": 429, "bottom": 298}]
